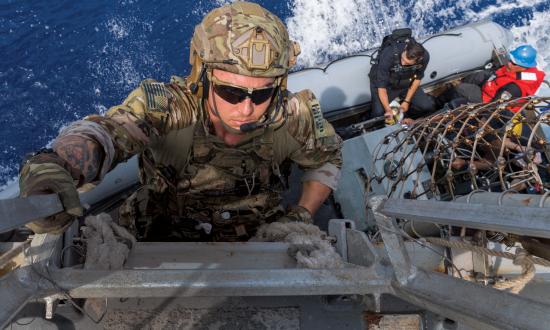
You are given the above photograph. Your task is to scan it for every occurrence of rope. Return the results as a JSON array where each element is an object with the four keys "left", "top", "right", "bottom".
[
  {"left": 425, "top": 237, "right": 539, "bottom": 294},
  {"left": 82, "top": 213, "right": 136, "bottom": 270},
  {"left": 79, "top": 213, "right": 137, "bottom": 322},
  {"left": 425, "top": 237, "right": 550, "bottom": 267},
  {"left": 493, "top": 248, "right": 535, "bottom": 294},
  {"left": 253, "top": 222, "right": 344, "bottom": 269}
]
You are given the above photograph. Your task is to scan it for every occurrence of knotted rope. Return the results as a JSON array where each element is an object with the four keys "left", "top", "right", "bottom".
[{"left": 492, "top": 248, "right": 535, "bottom": 294}]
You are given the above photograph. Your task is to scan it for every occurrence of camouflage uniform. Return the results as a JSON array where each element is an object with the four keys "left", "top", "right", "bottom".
[
  {"left": 20, "top": 2, "right": 342, "bottom": 240},
  {"left": 50, "top": 76, "right": 342, "bottom": 240}
]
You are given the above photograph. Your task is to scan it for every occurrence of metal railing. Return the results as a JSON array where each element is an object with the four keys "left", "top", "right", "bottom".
[{"left": 2, "top": 192, "right": 550, "bottom": 329}]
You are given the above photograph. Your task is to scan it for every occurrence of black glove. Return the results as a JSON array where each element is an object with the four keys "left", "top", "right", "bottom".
[
  {"left": 277, "top": 205, "right": 313, "bottom": 224},
  {"left": 19, "top": 152, "right": 82, "bottom": 234}
]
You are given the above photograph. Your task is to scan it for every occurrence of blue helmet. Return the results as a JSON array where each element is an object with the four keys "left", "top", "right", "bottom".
[{"left": 509, "top": 45, "right": 538, "bottom": 68}]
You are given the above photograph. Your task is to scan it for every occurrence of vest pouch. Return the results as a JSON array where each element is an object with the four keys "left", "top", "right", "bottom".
[
  {"left": 170, "top": 212, "right": 213, "bottom": 241},
  {"left": 211, "top": 209, "right": 262, "bottom": 241},
  {"left": 139, "top": 151, "right": 178, "bottom": 194},
  {"left": 211, "top": 204, "right": 284, "bottom": 241},
  {"left": 119, "top": 185, "right": 168, "bottom": 241}
]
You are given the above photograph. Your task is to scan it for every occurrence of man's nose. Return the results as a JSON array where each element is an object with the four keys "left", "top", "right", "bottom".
[{"left": 238, "top": 97, "right": 254, "bottom": 116}]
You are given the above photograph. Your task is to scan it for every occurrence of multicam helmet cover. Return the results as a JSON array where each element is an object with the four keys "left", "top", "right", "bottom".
[{"left": 189, "top": 1, "right": 300, "bottom": 79}]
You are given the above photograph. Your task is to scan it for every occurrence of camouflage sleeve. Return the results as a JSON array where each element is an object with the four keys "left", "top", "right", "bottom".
[
  {"left": 285, "top": 90, "right": 343, "bottom": 190},
  {"left": 53, "top": 79, "right": 198, "bottom": 184}
]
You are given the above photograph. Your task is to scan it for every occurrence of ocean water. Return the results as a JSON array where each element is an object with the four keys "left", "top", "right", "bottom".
[{"left": 0, "top": 0, "right": 549, "bottom": 188}]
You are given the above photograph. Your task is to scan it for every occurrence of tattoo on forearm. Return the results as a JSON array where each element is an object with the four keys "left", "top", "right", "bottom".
[{"left": 55, "top": 138, "right": 103, "bottom": 183}]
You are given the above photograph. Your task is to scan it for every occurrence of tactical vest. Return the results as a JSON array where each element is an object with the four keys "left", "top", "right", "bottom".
[
  {"left": 134, "top": 79, "right": 297, "bottom": 240},
  {"left": 142, "top": 121, "right": 285, "bottom": 194},
  {"left": 389, "top": 60, "right": 424, "bottom": 90},
  {"left": 120, "top": 75, "right": 339, "bottom": 241},
  {"left": 482, "top": 66, "right": 546, "bottom": 112},
  {"left": 369, "top": 36, "right": 425, "bottom": 90}
]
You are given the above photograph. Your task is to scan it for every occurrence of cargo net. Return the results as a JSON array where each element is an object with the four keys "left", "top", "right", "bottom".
[{"left": 366, "top": 97, "right": 550, "bottom": 201}]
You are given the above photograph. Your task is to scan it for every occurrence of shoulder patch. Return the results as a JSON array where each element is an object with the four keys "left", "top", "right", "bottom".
[
  {"left": 309, "top": 98, "right": 331, "bottom": 139},
  {"left": 141, "top": 81, "right": 170, "bottom": 112}
]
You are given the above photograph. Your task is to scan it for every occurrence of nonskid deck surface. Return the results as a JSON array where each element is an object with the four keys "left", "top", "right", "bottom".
[{"left": 10, "top": 296, "right": 424, "bottom": 330}]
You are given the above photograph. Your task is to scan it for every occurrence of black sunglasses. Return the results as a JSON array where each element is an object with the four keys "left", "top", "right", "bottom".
[{"left": 210, "top": 75, "right": 277, "bottom": 105}]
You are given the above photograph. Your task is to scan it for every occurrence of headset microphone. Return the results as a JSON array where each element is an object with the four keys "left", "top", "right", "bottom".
[
  {"left": 240, "top": 121, "right": 264, "bottom": 133},
  {"left": 240, "top": 112, "right": 279, "bottom": 132}
]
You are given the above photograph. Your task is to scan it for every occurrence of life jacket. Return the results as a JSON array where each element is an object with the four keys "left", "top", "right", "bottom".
[
  {"left": 369, "top": 28, "right": 426, "bottom": 90},
  {"left": 481, "top": 66, "right": 545, "bottom": 112}
]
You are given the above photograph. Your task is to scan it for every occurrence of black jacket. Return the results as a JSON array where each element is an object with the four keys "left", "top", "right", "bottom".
[{"left": 369, "top": 42, "right": 430, "bottom": 90}]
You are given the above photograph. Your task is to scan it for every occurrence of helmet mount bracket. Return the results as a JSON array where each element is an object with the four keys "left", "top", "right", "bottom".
[{"left": 246, "top": 28, "right": 272, "bottom": 71}]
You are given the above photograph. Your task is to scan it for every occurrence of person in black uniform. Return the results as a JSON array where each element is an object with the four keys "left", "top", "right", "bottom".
[{"left": 369, "top": 40, "right": 436, "bottom": 121}]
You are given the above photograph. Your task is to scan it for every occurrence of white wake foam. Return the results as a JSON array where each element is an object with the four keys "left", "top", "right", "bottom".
[
  {"left": 510, "top": 10, "right": 550, "bottom": 72},
  {"left": 286, "top": 0, "right": 406, "bottom": 67},
  {"left": 286, "top": 0, "right": 550, "bottom": 70}
]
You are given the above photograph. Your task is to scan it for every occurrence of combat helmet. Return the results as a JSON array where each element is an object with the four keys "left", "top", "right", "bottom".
[{"left": 188, "top": 1, "right": 300, "bottom": 100}]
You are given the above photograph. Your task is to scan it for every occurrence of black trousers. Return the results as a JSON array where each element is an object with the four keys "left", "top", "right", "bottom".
[
  {"left": 437, "top": 70, "right": 492, "bottom": 106},
  {"left": 369, "top": 85, "right": 437, "bottom": 119},
  {"left": 437, "top": 82, "right": 482, "bottom": 105}
]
